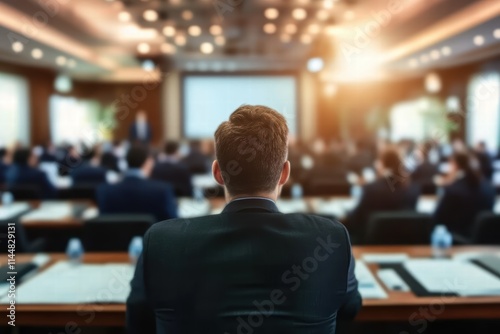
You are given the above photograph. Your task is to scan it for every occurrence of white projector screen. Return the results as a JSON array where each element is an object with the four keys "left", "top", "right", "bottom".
[{"left": 183, "top": 75, "right": 297, "bottom": 138}]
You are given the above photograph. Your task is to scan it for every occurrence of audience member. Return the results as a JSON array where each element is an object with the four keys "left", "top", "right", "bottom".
[
  {"left": 473, "top": 141, "right": 493, "bottom": 181},
  {"left": 152, "top": 141, "right": 193, "bottom": 197},
  {"left": 70, "top": 147, "right": 108, "bottom": 186},
  {"left": 181, "top": 140, "right": 211, "bottom": 175}
]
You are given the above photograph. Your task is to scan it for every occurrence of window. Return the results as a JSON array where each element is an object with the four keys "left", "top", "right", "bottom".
[{"left": 0, "top": 73, "right": 30, "bottom": 146}]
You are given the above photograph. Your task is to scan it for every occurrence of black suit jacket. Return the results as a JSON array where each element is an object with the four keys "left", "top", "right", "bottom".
[
  {"left": 434, "top": 177, "right": 495, "bottom": 236},
  {"left": 6, "top": 165, "right": 56, "bottom": 199},
  {"left": 151, "top": 161, "right": 193, "bottom": 197},
  {"left": 127, "top": 198, "right": 361, "bottom": 334},
  {"left": 70, "top": 163, "right": 108, "bottom": 185},
  {"left": 96, "top": 175, "right": 177, "bottom": 221}
]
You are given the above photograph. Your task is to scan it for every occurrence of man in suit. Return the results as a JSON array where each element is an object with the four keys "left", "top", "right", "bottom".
[
  {"left": 70, "top": 148, "right": 108, "bottom": 186},
  {"left": 0, "top": 148, "right": 9, "bottom": 185},
  {"left": 129, "top": 111, "right": 152, "bottom": 145},
  {"left": 96, "top": 146, "right": 177, "bottom": 221},
  {"left": 181, "top": 140, "right": 211, "bottom": 175},
  {"left": 127, "top": 105, "right": 361, "bottom": 334},
  {"left": 6, "top": 148, "right": 56, "bottom": 199},
  {"left": 152, "top": 141, "right": 193, "bottom": 197}
]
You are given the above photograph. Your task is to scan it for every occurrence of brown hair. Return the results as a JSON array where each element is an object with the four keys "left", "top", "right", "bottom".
[
  {"left": 452, "top": 151, "right": 481, "bottom": 188},
  {"left": 214, "top": 105, "right": 289, "bottom": 195},
  {"left": 380, "top": 147, "right": 410, "bottom": 189}
]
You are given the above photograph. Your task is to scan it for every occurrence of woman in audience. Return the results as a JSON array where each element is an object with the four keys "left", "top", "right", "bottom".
[
  {"left": 348, "top": 147, "right": 420, "bottom": 240},
  {"left": 434, "top": 151, "right": 495, "bottom": 237}
]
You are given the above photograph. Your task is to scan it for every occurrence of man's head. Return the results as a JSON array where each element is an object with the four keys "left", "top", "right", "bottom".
[
  {"left": 13, "top": 148, "right": 36, "bottom": 167},
  {"left": 164, "top": 141, "right": 180, "bottom": 157},
  {"left": 126, "top": 146, "right": 154, "bottom": 176},
  {"left": 213, "top": 105, "right": 290, "bottom": 199},
  {"left": 136, "top": 110, "right": 147, "bottom": 123}
]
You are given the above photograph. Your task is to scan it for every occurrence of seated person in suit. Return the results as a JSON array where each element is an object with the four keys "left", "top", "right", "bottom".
[
  {"left": 152, "top": 141, "right": 193, "bottom": 197},
  {"left": 348, "top": 147, "right": 420, "bottom": 236},
  {"left": 100, "top": 140, "right": 122, "bottom": 173},
  {"left": 347, "top": 140, "right": 373, "bottom": 177},
  {"left": 39, "top": 141, "right": 58, "bottom": 163},
  {"left": 411, "top": 143, "right": 439, "bottom": 191},
  {"left": 6, "top": 148, "right": 56, "bottom": 199},
  {"left": 97, "top": 146, "right": 177, "bottom": 221},
  {"left": 473, "top": 141, "right": 493, "bottom": 181},
  {"left": 0, "top": 148, "right": 9, "bottom": 185},
  {"left": 70, "top": 147, "right": 108, "bottom": 186},
  {"left": 127, "top": 105, "right": 361, "bottom": 334},
  {"left": 434, "top": 151, "right": 495, "bottom": 237},
  {"left": 181, "top": 140, "right": 211, "bottom": 175}
]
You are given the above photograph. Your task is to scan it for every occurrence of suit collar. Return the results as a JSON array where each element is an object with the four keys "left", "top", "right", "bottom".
[{"left": 222, "top": 197, "right": 280, "bottom": 214}]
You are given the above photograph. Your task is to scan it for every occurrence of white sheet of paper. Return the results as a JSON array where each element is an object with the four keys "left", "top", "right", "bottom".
[
  {"left": 311, "top": 198, "right": 357, "bottom": 218},
  {"left": 0, "top": 262, "right": 135, "bottom": 304},
  {"left": 417, "top": 198, "right": 437, "bottom": 214},
  {"left": 362, "top": 253, "right": 409, "bottom": 264},
  {"left": 192, "top": 174, "right": 218, "bottom": 189},
  {"left": 404, "top": 259, "right": 500, "bottom": 296},
  {"left": 0, "top": 203, "right": 31, "bottom": 220},
  {"left": 355, "top": 260, "right": 388, "bottom": 299},
  {"left": 276, "top": 199, "right": 308, "bottom": 213},
  {"left": 21, "top": 202, "right": 73, "bottom": 221},
  {"left": 178, "top": 198, "right": 211, "bottom": 218}
]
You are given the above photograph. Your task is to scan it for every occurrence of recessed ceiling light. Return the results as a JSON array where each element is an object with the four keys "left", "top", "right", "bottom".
[
  {"left": 300, "top": 34, "right": 312, "bottom": 44},
  {"left": 409, "top": 59, "right": 418, "bottom": 68},
  {"left": 137, "top": 42, "right": 150, "bottom": 54},
  {"left": 441, "top": 46, "right": 452, "bottom": 56},
  {"left": 214, "top": 36, "right": 226, "bottom": 46},
  {"left": 188, "top": 25, "right": 202, "bottom": 36},
  {"left": 67, "top": 59, "right": 76, "bottom": 68},
  {"left": 264, "top": 8, "right": 279, "bottom": 20},
  {"left": 12, "top": 41, "right": 23, "bottom": 53},
  {"left": 56, "top": 56, "right": 67, "bottom": 66},
  {"left": 161, "top": 43, "right": 176, "bottom": 54},
  {"left": 31, "top": 48, "right": 43, "bottom": 59},
  {"left": 200, "top": 42, "right": 214, "bottom": 54},
  {"left": 494, "top": 29, "right": 500, "bottom": 39},
  {"left": 210, "top": 25, "right": 222, "bottom": 35},
  {"left": 118, "top": 11, "right": 131, "bottom": 22},
  {"left": 182, "top": 10, "right": 193, "bottom": 20},
  {"left": 344, "top": 10, "right": 355, "bottom": 20},
  {"left": 163, "top": 25, "right": 176, "bottom": 37},
  {"left": 175, "top": 34, "right": 187, "bottom": 46},
  {"left": 284, "top": 23, "right": 297, "bottom": 34},
  {"left": 316, "top": 9, "right": 329, "bottom": 21},
  {"left": 292, "top": 8, "right": 307, "bottom": 20},
  {"left": 263, "top": 23, "right": 277, "bottom": 34},
  {"left": 143, "top": 10, "right": 158, "bottom": 22},
  {"left": 430, "top": 50, "right": 440, "bottom": 60},
  {"left": 474, "top": 35, "right": 485, "bottom": 46},
  {"left": 323, "top": 0, "right": 334, "bottom": 9}
]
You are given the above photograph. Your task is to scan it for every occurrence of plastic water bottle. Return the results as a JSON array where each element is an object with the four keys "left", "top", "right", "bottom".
[
  {"left": 66, "top": 238, "right": 84, "bottom": 264},
  {"left": 291, "top": 183, "right": 303, "bottom": 200},
  {"left": 128, "top": 236, "right": 143, "bottom": 264},
  {"left": 2, "top": 192, "right": 14, "bottom": 206},
  {"left": 431, "top": 225, "right": 452, "bottom": 258}
]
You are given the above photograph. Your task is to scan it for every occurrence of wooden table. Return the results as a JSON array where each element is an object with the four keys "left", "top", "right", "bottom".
[{"left": 2, "top": 246, "right": 500, "bottom": 327}]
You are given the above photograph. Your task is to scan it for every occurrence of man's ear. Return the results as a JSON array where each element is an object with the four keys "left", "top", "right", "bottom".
[
  {"left": 278, "top": 160, "right": 291, "bottom": 186},
  {"left": 212, "top": 160, "right": 225, "bottom": 186}
]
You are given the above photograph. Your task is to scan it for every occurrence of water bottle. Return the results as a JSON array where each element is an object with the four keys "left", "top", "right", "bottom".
[
  {"left": 431, "top": 225, "right": 452, "bottom": 258},
  {"left": 2, "top": 192, "right": 14, "bottom": 206},
  {"left": 291, "top": 183, "right": 303, "bottom": 200},
  {"left": 128, "top": 236, "right": 143, "bottom": 264},
  {"left": 193, "top": 186, "right": 204, "bottom": 202},
  {"left": 66, "top": 238, "right": 84, "bottom": 264},
  {"left": 350, "top": 185, "right": 362, "bottom": 200}
]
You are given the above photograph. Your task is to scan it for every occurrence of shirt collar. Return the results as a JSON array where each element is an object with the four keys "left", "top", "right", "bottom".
[{"left": 222, "top": 197, "right": 280, "bottom": 214}]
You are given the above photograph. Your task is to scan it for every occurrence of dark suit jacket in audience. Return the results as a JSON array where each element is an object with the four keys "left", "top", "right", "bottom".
[
  {"left": 434, "top": 177, "right": 495, "bottom": 236},
  {"left": 6, "top": 164, "right": 56, "bottom": 199},
  {"left": 411, "top": 161, "right": 439, "bottom": 184},
  {"left": 70, "top": 163, "right": 108, "bottom": 185},
  {"left": 127, "top": 198, "right": 361, "bottom": 334},
  {"left": 475, "top": 152, "right": 493, "bottom": 181},
  {"left": 96, "top": 172, "right": 177, "bottom": 221},
  {"left": 181, "top": 151, "right": 211, "bottom": 175},
  {"left": 0, "top": 162, "right": 8, "bottom": 185},
  {"left": 152, "top": 161, "right": 193, "bottom": 197},
  {"left": 348, "top": 178, "right": 420, "bottom": 234}
]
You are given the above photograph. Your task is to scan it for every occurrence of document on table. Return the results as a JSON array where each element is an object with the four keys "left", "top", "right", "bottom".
[
  {"left": 416, "top": 198, "right": 437, "bottom": 214},
  {"left": 0, "top": 203, "right": 31, "bottom": 220},
  {"left": 21, "top": 202, "right": 73, "bottom": 221},
  {"left": 0, "top": 261, "right": 135, "bottom": 304},
  {"left": 355, "top": 260, "right": 388, "bottom": 299},
  {"left": 404, "top": 259, "right": 500, "bottom": 296},
  {"left": 311, "top": 198, "right": 357, "bottom": 217},
  {"left": 178, "top": 198, "right": 211, "bottom": 218},
  {"left": 276, "top": 199, "right": 308, "bottom": 213}
]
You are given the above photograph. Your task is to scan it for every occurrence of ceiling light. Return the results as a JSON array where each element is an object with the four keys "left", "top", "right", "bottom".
[
  {"left": 284, "top": 23, "right": 297, "bottom": 34},
  {"left": 474, "top": 35, "right": 485, "bottom": 46},
  {"left": 263, "top": 23, "right": 277, "bottom": 34},
  {"left": 308, "top": 23, "right": 320, "bottom": 34},
  {"left": 214, "top": 36, "right": 226, "bottom": 46},
  {"left": 430, "top": 50, "right": 440, "bottom": 60},
  {"left": 182, "top": 10, "right": 193, "bottom": 20},
  {"left": 307, "top": 57, "right": 324, "bottom": 73},
  {"left": 188, "top": 25, "right": 202, "bottom": 36},
  {"left": 67, "top": 59, "right": 76, "bottom": 68},
  {"left": 118, "top": 11, "right": 131, "bottom": 22},
  {"left": 163, "top": 25, "right": 176, "bottom": 37},
  {"left": 161, "top": 43, "right": 176, "bottom": 54},
  {"left": 137, "top": 42, "right": 150, "bottom": 54},
  {"left": 425, "top": 72, "right": 442, "bottom": 93},
  {"left": 12, "top": 41, "right": 23, "bottom": 53},
  {"left": 344, "top": 10, "right": 355, "bottom": 20},
  {"left": 323, "top": 0, "right": 334, "bottom": 9},
  {"left": 31, "top": 48, "right": 43, "bottom": 59},
  {"left": 409, "top": 59, "right": 418, "bottom": 68},
  {"left": 200, "top": 42, "right": 214, "bottom": 54},
  {"left": 280, "top": 34, "right": 291, "bottom": 43},
  {"left": 264, "top": 8, "right": 279, "bottom": 20},
  {"left": 210, "top": 25, "right": 222, "bottom": 35},
  {"left": 175, "top": 34, "right": 187, "bottom": 46},
  {"left": 494, "top": 29, "right": 500, "bottom": 39},
  {"left": 292, "top": 8, "right": 307, "bottom": 20},
  {"left": 300, "top": 34, "right": 312, "bottom": 44},
  {"left": 441, "top": 46, "right": 452, "bottom": 56},
  {"left": 56, "top": 56, "right": 67, "bottom": 66},
  {"left": 316, "top": 10, "right": 329, "bottom": 21},
  {"left": 143, "top": 10, "right": 158, "bottom": 22}
]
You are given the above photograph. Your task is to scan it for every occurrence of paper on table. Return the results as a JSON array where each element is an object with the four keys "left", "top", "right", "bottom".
[
  {"left": 276, "top": 199, "right": 308, "bottom": 214},
  {"left": 362, "top": 253, "right": 409, "bottom": 264},
  {"left": 21, "top": 202, "right": 73, "bottom": 221},
  {"left": 404, "top": 259, "right": 500, "bottom": 296},
  {"left": 0, "top": 262, "right": 135, "bottom": 304},
  {"left": 178, "top": 198, "right": 211, "bottom": 218},
  {"left": 355, "top": 260, "right": 388, "bottom": 299},
  {"left": 416, "top": 198, "right": 437, "bottom": 214},
  {"left": 311, "top": 198, "right": 357, "bottom": 217},
  {"left": 0, "top": 203, "right": 31, "bottom": 220}
]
